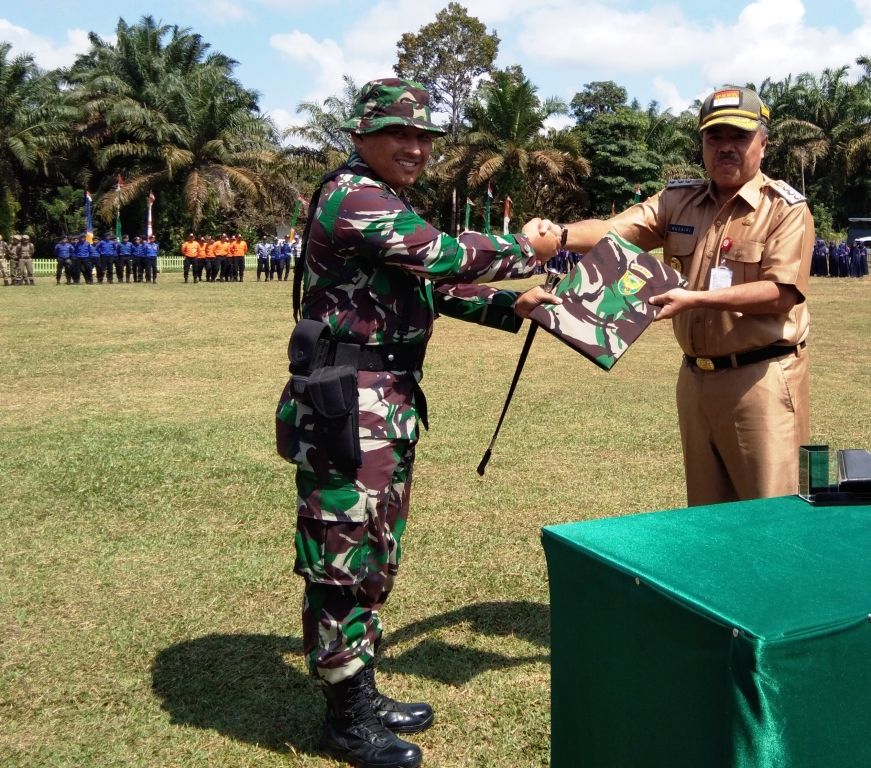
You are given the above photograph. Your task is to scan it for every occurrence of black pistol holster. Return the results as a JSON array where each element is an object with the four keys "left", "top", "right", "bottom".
[{"left": 288, "top": 320, "right": 362, "bottom": 471}]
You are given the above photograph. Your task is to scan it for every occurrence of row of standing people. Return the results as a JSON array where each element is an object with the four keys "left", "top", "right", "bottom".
[
  {"left": 811, "top": 238, "right": 869, "bottom": 277},
  {"left": 182, "top": 232, "right": 301, "bottom": 283},
  {"left": 253, "top": 234, "right": 300, "bottom": 281},
  {"left": 54, "top": 233, "right": 161, "bottom": 284},
  {"left": 179, "top": 233, "right": 254, "bottom": 283},
  {"left": 0, "top": 234, "right": 36, "bottom": 286}
]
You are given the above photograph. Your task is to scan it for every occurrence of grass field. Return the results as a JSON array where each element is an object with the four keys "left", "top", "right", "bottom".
[{"left": 2, "top": 275, "right": 870, "bottom": 767}]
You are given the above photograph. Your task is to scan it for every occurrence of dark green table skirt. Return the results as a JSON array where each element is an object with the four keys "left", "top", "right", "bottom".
[{"left": 542, "top": 496, "right": 871, "bottom": 768}]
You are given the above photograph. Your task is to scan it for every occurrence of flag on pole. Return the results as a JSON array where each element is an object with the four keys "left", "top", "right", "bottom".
[
  {"left": 290, "top": 198, "right": 303, "bottom": 231},
  {"left": 147, "top": 190, "right": 155, "bottom": 237},
  {"left": 84, "top": 190, "right": 93, "bottom": 243},
  {"left": 503, "top": 195, "right": 512, "bottom": 235},
  {"left": 484, "top": 183, "right": 493, "bottom": 234},
  {"left": 464, "top": 197, "right": 475, "bottom": 232},
  {"left": 115, "top": 176, "right": 123, "bottom": 240}
]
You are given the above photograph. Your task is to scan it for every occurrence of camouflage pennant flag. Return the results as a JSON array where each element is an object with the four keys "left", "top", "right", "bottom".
[{"left": 529, "top": 232, "right": 687, "bottom": 371}]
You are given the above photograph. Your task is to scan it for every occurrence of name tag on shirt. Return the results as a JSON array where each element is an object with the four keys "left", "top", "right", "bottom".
[{"left": 709, "top": 265, "right": 733, "bottom": 290}]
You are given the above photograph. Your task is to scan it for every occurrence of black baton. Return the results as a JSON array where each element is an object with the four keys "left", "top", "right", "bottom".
[{"left": 477, "top": 270, "right": 560, "bottom": 476}]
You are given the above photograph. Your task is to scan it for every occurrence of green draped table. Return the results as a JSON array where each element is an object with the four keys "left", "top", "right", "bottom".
[{"left": 541, "top": 496, "right": 871, "bottom": 768}]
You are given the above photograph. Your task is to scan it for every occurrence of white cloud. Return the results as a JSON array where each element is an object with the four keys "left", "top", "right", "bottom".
[
  {"left": 195, "top": 0, "right": 250, "bottom": 23},
  {"left": 651, "top": 77, "right": 691, "bottom": 115},
  {"left": 509, "top": 0, "right": 871, "bottom": 109},
  {"left": 0, "top": 19, "right": 91, "bottom": 69}
]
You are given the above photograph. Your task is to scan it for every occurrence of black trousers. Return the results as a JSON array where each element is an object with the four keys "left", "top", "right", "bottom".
[
  {"left": 118, "top": 257, "right": 132, "bottom": 281},
  {"left": 75, "top": 257, "right": 93, "bottom": 283},
  {"left": 183, "top": 256, "right": 195, "bottom": 281},
  {"left": 98, "top": 255, "right": 115, "bottom": 281},
  {"left": 256, "top": 259, "right": 269, "bottom": 280},
  {"left": 56, "top": 259, "right": 72, "bottom": 283},
  {"left": 143, "top": 259, "right": 157, "bottom": 282},
  {"left": 236, "top": 257, "right": 245, "bottom": 281}
]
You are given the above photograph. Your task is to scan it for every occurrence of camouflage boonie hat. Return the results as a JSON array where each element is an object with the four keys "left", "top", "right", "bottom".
[
  {"left": 699, "top": 87, "right": 770, "bottom": 132},
  {"left": 341, "top": 78, "right": 446, "bottom": 136}
]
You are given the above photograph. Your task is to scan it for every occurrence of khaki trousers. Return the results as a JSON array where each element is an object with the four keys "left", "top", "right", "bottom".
[{"left": 676, "top": 345, "right": 809, "bottom": 507}]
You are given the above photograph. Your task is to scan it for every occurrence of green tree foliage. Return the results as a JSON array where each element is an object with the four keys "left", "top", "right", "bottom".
[
  {"left": 431, "top": 68, "right": 589, "bottom": 225},
  {"left": 395, "top": 2, "right": 499, "bottom": 136},
  {"left": 64, "top": 16, "right": 292, "bottom": 231},
  {"left": 570, "top": 81, "right": 628, "bottom": 125},
  {"left": 0, "top": 43, "right": 73, "bottom": 235},
  {"left": 287, "top": 73, "right": 359, "bottom": 183}
]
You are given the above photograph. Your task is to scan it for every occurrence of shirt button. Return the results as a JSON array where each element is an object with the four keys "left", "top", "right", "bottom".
[{"left": 715, "top": 220, "right": 722, "bottom": 228}]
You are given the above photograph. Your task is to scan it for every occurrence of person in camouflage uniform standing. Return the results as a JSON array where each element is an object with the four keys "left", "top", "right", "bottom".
[
  {"left": 0, "top": 235, "right": 10, "bottom": 286},
  {"left": 17, "top": 234, "right": 35, "bottom": 285},
  {"left": 275, "top": 78, "right": 559, "bottom": 768}
]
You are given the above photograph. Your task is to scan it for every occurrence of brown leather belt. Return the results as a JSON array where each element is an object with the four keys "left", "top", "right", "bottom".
[{"left": 686, "top": 341, "right": 805, "bottom": 371}]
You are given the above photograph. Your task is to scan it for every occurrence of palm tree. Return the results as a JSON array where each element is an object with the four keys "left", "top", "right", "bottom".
[
  {"left": 0, "top": 43, "right": 73, "bottom": 233},
  {"left": 433, "top": 69, "right": 590, "bottom": 223},
  {"left": 65, "top": 16, "right": 289, "bottom": 230},
  {"left": 287, "top": 74, "right": 358, "bottom": 173}
]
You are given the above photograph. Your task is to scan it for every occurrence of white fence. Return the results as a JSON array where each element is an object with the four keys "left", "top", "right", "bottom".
[{"left": 30, "top": 255, "right": 280, "bottom": 277}]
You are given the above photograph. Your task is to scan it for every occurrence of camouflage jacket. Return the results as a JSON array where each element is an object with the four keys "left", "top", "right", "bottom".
[{"left": 280, "top": 151, "right": 539, "bottom": 442}]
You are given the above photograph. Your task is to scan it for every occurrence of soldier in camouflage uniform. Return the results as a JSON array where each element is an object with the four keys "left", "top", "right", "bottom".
[
  {"left": 0, "top": 235, "right": 10, "bottom": 286},
  {"left": 17, "top": 234, "right": 35, "bottom": 285},
  {"left": 9, "top": 234, "right": 23, "bottom": 285},
  {"left": 275, "top": 78, "right": 559, "bottom": 768}
]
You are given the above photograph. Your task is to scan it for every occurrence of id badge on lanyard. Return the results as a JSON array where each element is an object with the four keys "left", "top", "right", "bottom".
[{"left": 709, "top": 237, "right": 733, "bottom": 290}]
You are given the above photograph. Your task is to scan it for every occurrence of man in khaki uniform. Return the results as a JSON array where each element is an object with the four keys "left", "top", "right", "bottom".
[
  {"left": 0, "top": 235, "right": 10, "bottom": 286},
  {"left": 17, "top": 234, "right": 36, "bottom": 285},
  {"left": 553, "top": 87, "right": 813, "bottom": 506},
  {"left": 9, "top": 234, "right": 23, "bottom": 285}
]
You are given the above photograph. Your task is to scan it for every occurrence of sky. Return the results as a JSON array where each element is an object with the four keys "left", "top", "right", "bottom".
[{"left": 3, "top": 0, "right": 871, "bottom": 134}]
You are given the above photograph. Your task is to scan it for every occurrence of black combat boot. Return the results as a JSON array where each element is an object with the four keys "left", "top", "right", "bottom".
[
  {"left": 320, "top": 668, "right": 422, "bottom": 768},
  {"left": 362, "top": 664, "right": 434, "bottom": 734}
]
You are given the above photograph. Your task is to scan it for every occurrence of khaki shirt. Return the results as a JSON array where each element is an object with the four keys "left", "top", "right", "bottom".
[{"left": 610, "top": 171, "right": 813, "bottom": 357}]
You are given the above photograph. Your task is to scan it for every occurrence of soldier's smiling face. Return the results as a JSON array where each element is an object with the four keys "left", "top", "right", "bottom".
[{"left": 352, "top": 125, "right": 434, "bottom": 190}]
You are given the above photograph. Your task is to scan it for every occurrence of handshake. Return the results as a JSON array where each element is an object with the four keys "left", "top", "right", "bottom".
[
  {"left": 513, "top": 217, "right": 567, "bottom": 319},
  {"left": 521, "top": 218, "right": 565, "bottom": 263}
]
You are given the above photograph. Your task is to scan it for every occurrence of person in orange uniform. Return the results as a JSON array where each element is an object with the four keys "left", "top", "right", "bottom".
[
  {"left": 234, "top": 234, "right": 248, "bottom": 282},
  {"left": 227, "top": 234, "right": 239, "bottom": 281},
  {"left": 181, "top": 233, "right": 199, "bottom": 283},
  {"left": 213, "top": 233, "right": 230, "bottom": 281},
  {"left": 546, "top": 87, "right": 813, "bottom": 507},
  {"left": 202, "top": 236, "right": 217, "bottom": 282}
]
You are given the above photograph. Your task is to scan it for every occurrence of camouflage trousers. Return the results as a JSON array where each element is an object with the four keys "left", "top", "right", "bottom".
[
  {"left": 0, "top": 256, "right": 9, "bottom": 284},
  {"left": 294, "top": 436, "right": 416, "bottom": 684}
]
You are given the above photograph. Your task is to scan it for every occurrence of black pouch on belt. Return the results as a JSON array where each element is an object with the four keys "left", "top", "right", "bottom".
[
  {"left": 307, "top": 365, "right": 362, "bottom": 470},
  {"left": 287, "top": 319, "right": 332, "bottom": 400}
]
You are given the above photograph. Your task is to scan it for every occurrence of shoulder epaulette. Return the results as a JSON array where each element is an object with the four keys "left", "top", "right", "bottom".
[
  {"left": 768, "top": 179, "right": 806, "bottom": 205},
  {"left": 666, "top": 178, "right": 706, "bottom": 189}
]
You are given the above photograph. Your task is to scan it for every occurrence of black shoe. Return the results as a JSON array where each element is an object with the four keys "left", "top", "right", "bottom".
[
  {"left": 362, "top": 666, "right": 434, "bottom": 734},
  {"left": 320, "top": 670, "right": 422, "bottom": 768}
]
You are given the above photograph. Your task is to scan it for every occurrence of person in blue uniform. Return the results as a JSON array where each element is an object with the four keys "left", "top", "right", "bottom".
[
  {"left": 96, "top": 234, "right": 118, "bottom": 283},
  {"left": 255, "top": 235, "right": 271, "bottom": 281},
  {"left": 144, "top": 235, "right": 160, "bottom": 283},
  {"left": 117, "top": 235, "right": 134, "bottom": 282},
  {"left": 54, "top": 235, "right": 75, "bottom": 284},
  {"left": 73, "top": 235, "right": 95, "bottom": 284}
]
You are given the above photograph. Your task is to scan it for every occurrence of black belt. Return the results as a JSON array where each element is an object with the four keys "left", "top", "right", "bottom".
[
  {"left": 686, "top": 342, "right": 805, "bottom": 371},
  {"left": 321, "top": 339, "right": 426, "bottom": 372}
]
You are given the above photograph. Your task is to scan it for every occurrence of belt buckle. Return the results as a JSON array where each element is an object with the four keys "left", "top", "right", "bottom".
[{"left": 695, "top": 357, "right": 715, "bottom": 371}]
